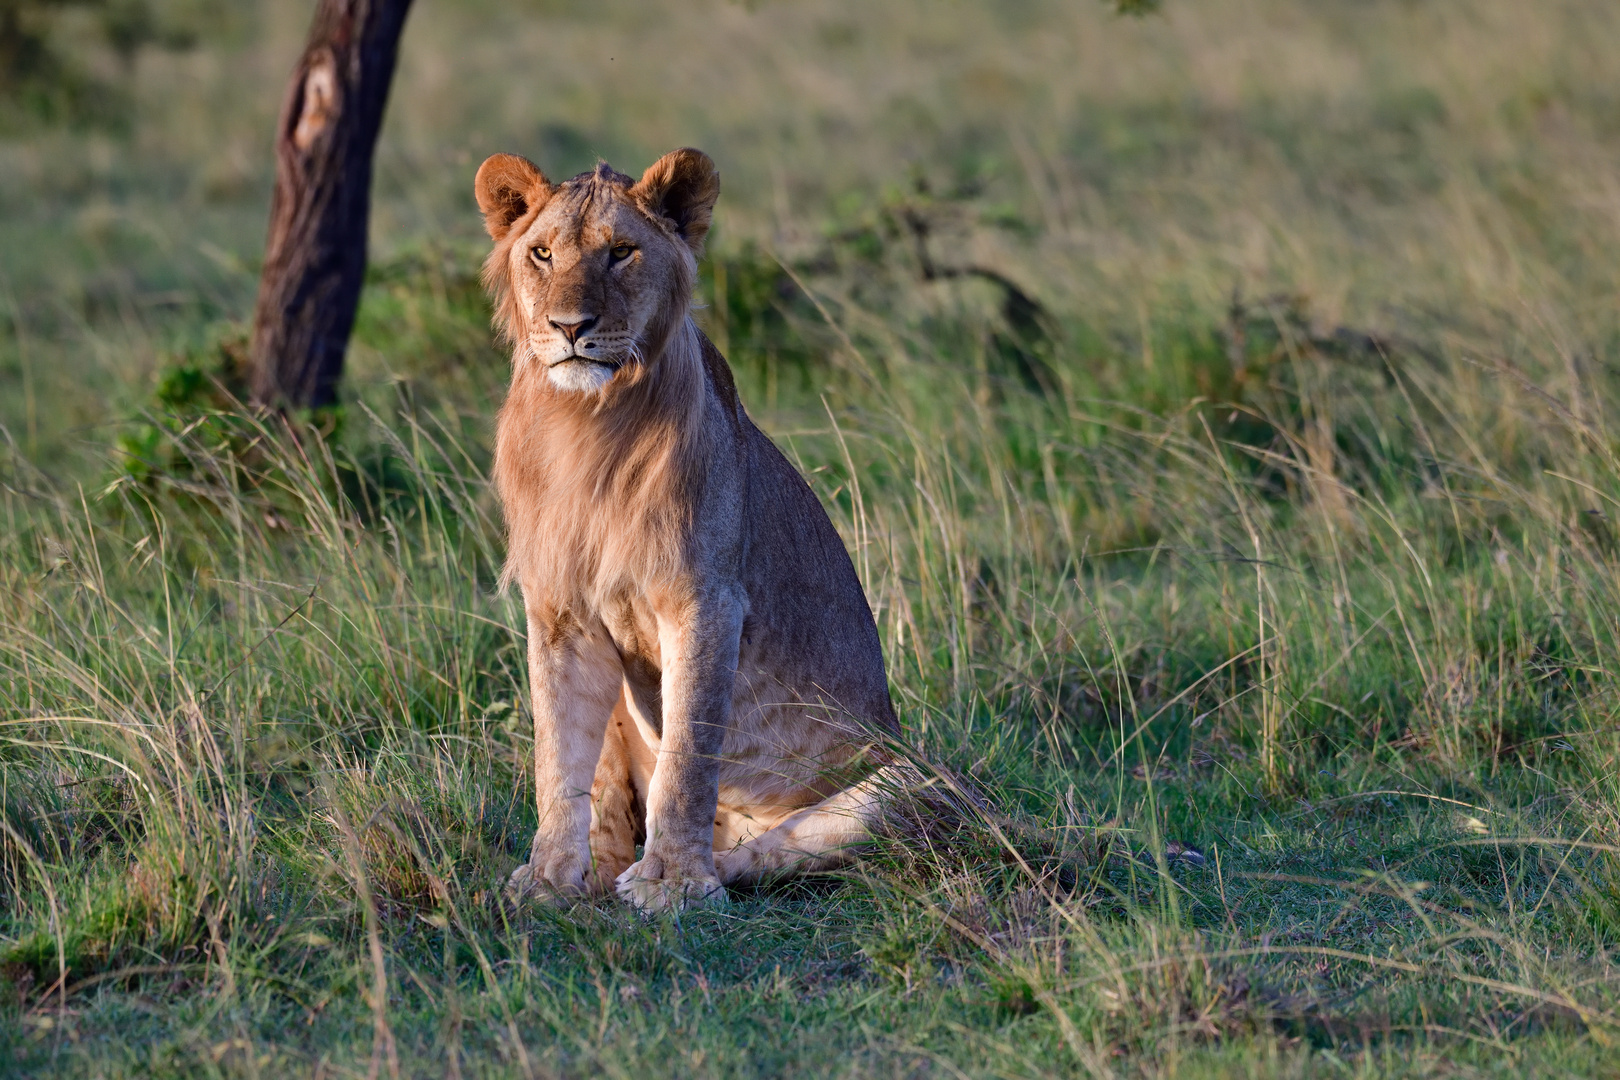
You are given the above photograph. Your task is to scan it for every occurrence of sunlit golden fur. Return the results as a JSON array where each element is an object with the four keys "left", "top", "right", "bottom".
[{"left": 477, "top": 148, "right": 904, "bottom": 911}]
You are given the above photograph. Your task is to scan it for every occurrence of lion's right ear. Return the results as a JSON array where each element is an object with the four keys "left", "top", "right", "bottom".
[{"left": 474, "top": 154, "right": 551, "bottom": 241}]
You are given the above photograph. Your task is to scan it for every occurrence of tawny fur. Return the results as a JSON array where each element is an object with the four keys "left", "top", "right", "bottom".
[{"left": 476, "top": 149, "right": 901, "bottom": 911}]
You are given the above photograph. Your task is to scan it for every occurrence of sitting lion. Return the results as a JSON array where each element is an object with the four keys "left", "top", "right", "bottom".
[{"left": 476, "top": 147, "right": 903, "bottom": 911}]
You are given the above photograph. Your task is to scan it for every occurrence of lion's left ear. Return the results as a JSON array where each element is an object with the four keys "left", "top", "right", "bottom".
[{"left": 632, "top": 148, "right": 720, "bottom": 256}]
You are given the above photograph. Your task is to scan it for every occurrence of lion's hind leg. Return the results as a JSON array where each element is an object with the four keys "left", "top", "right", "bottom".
[
  {"left": 587, "top": 690, "right": 646, "bottom": 894},
  {"left": 714, "top": 764, "right": 916, "bottom": 887}
]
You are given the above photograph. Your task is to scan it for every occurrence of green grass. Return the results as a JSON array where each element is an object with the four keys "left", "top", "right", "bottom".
[{"left": 8, "top": 0, "right": 1620, "bottom": 1075}]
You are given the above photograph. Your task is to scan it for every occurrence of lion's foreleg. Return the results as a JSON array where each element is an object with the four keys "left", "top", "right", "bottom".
[
  {"left": 510, "top": 611, "right": 623, "bottom": 903},
  {"left": 615, "top": 597, "right": 741, "bottom": 912}
]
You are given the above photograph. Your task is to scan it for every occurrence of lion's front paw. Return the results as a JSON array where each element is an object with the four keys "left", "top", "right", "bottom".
[
  {"left": 615, "top": 852, "right": 727, "bottom": 913},
  {"left": 506, "top": 848, "right": 590, "bottom": 906}
]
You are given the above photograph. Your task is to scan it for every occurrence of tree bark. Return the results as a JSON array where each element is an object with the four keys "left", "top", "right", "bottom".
[{"left": 248, "top": 0, "right": 414, "bottom": 409}]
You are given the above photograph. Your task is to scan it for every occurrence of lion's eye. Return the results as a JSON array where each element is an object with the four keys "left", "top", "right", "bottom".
[
  {"left": 610, "top": 243, "right": 634, "bottom": 262},
  {"left": 531, "top": 246, "right": 551, "bottom": 262}
]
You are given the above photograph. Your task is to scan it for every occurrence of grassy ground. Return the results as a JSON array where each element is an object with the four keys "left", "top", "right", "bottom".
[{"left": 7, "top": 0, "right": 1620, "bottom": 1075}]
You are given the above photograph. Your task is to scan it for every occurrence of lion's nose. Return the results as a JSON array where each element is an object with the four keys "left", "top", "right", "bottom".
[{"left": 548, "top": 315, "right": 599, "bottom": 344}]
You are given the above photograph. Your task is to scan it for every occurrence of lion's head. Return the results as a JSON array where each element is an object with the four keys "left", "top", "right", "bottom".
[{"left": 475, "top": 149, "right": 720, "bottom": 394}]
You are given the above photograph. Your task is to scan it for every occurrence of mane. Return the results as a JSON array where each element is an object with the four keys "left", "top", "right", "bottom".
[{"left": 492, "top": 316, "right": 715, "bottom": 614}]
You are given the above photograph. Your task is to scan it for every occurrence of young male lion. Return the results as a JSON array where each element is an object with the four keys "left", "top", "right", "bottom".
[{"left": 477, "top": 148, "right": 902, "bottom": 911}]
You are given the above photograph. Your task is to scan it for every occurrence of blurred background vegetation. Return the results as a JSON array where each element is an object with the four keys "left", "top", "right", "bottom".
[
  {"left": 7, "top": 1, "right": 1620, "bottom": 1075},
  {"left": 5, "top": 0, "right": 1617, "bottom": 466}
]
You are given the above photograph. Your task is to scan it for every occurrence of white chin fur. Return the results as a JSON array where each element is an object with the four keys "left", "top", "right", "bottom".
[{"left": 546, "top": 359, "right": 617, "bottom": 393}]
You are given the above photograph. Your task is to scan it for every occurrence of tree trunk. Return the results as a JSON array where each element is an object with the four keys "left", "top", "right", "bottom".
[{"left": 248, "top": 0, "right": 414, "bottom": 409}]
